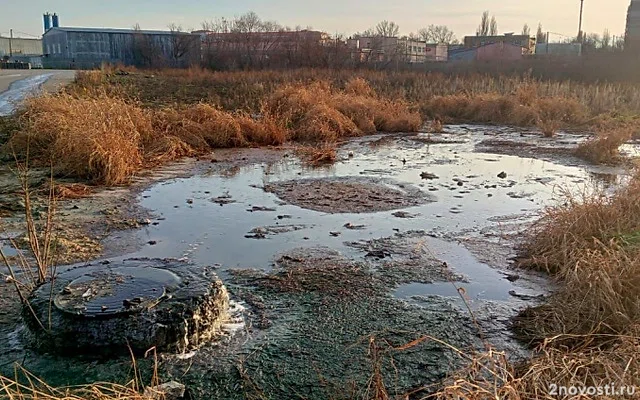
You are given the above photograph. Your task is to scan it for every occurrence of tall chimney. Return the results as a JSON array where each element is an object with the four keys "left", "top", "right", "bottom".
[
  {"left": 52, "top": 13, "right": 60, "bottom": 28},
  {"left": 43, "top": 13, "right": 52, "bottom": 32}
]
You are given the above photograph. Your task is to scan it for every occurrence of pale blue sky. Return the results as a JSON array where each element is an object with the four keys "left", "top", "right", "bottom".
[{"left": 0, "top": 0, "right": 632, "bottom": 41}]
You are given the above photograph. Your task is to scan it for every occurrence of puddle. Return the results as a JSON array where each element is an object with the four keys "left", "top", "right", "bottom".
[
  {"left": 127, "top": 126, "right": 633, "bottom": 302},
  {"left": 0, "top": 74, "right": 54, "bottom": 116}
]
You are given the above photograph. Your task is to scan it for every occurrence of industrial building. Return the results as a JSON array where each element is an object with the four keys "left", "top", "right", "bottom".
[
  {"left": 41, "top": 13, "right": 201, "bottom": 69},
  {"left": 449, "top": 42, "right": 528, "bottom": 62},
  {"left": 626, "top": 0, "right": 640, "bottom": 52},
  {"left": 464, "top": 34, "right": 535, "bottom": 54},
  {"left": 347, "top": 36, "right": 447, "bottom": 63},
  {"left": 0, "top": 36, "right": 42, "bottom": 58},
  {"left": 535, "top": 42, "right": 582, "bottom": 56}
]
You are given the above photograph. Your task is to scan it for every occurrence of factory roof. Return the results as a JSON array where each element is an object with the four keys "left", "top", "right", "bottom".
[{"left": 44, "top": 27, "right": 199, "bottom": 36}]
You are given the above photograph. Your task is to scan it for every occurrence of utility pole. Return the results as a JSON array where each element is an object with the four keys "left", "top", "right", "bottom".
[
  {"left": 9, "top": 29, "right": 13, "bottom": 57},
  {"left": 578, "top": 0, "right": 584, "bottom": 42},
  {"left": 546, "top": 31, "right": 550, "bottom": 54}
]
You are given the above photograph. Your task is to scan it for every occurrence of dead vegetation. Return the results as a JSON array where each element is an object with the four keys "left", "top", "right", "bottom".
[
  {"left": 296, "top": 143, "right": 338, "bottom": 167},
  {"left": 575, "top": 127, "right": 633, "bottom": 164},
  {"left": 6, "top": 76, "right": 420, "bottom": 185}
]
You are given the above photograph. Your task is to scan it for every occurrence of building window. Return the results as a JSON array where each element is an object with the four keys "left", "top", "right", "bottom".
[{"left": 57, "top": 43, "right": 61, "bottom": 54}]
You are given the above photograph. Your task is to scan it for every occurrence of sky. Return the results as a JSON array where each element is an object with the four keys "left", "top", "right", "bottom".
[{"left": 0, "top": 0, "right": 633, "bottom": 42}]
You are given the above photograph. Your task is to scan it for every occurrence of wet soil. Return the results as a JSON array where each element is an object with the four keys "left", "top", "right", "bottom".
[
  {"left": 264, "top": 176, "right": 433, "bottom": 213},
  {"left": 164, "top": 247, "right": 482, "bottom": 399}
]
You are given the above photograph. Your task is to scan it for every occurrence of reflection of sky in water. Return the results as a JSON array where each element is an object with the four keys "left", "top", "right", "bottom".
[{"left": 122, "top": 127, "right": 634, "bottom": 302}]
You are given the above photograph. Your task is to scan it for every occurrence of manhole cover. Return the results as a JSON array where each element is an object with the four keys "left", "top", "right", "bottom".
[{"left": 54, "top": 267, "right": 181, "bottom": 317}]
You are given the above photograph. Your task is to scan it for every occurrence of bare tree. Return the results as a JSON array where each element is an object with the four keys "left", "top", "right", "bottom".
[
  {"left": 614, "top": 35, "right": 625, "bottom": 51},
  {"left": 536, "top": 23, "right": 546, "bottom": 44},
  {"left": 418, "top": 25, "right": 458, "bottom": 44},
  {"left": 477, "top": 11, "right": 490, "bottom": 36},
  {"left": 601, "top": 28, "right": 611, "bottom": 49},
  {"left": 132, "top": 23, "right": 162, "bottom": 67},
  {"left": 201, "top": 17, "right": 233, "bottom": 69},
  {"left": 376, "top": 20, "right": 400, "bottom": 37},
  {"left": 583, "top": 33, "right": 601, "bottom": 49},
  {"left": 168, "top": 23, "right": 198, "bottom": 67},
  {"left": 522, "top": 23, "right": 530, "bottom": 37},
  {"left": 489, "top": 16, "right": 498, "bottom": 36}
]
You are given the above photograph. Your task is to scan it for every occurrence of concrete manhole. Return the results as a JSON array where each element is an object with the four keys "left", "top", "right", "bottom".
[
  {"left": 264, "top": 177, "right": 433, "bottom": 213},
  {"left": 25, "top": 258, "right": 229, "bottom": 355}
]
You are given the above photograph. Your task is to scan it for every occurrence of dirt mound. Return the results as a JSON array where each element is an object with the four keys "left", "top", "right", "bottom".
[{"left": 264, "top": 177, "right": 433, "bottom": 213}]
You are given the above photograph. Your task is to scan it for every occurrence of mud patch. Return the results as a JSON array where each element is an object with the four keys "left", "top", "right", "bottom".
[
  {"left": 264, "top": 177, "right": 432, "bottom": 213},
  {"left": 346, "top": 231, "right": 463, "bottom": 285},
  {"left": 162, "top": 247, "right": 483, "bottom": 399}
]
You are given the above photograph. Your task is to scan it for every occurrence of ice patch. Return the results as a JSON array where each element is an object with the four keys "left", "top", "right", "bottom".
[{"left": 0, "top": 73, "right": 53, "bottom": 116}]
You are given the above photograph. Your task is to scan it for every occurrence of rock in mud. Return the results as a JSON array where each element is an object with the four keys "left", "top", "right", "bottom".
[
  {"left": 343, "top": 222, "right": 366, "bottom": 230},
  {"left": 25, "top": 258, "right": 229, "bottom": 356},
  {"left": 392, "top": 211, "right": 420, "bottom": 219},
  {"left": 247, "top": 206, "right": 276, "bottom": 212},
  {"left": 245, "top": 225, "right": 307, "bottom": 239},
  {"left": 497, "top": 171, "right": 508, "bottom": 179},
  {"left": 264, "top": 177, "right": 432, "bottom": 214},
  {"left": 144, "top": 381, "right": 186, "bottom": 400},
  {"left": 420, "top": 172, "right": 439, "bottom": 180}
]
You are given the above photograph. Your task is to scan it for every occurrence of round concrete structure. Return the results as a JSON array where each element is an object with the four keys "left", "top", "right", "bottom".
[{"left": 25, "top": 258, "right": 229, "bottom": 355}]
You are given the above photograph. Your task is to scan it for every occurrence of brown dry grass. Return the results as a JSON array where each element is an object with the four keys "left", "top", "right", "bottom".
[
  {"left": 433, "top": 163, "right": 640, "bottom": 398},
  {"left": 435, "top": 335, "right": 639, "bottom": 400},
  {"left": 516, "top": 174, "right": 640, "bottom": 346},
  {"left": 9, "top": 93, "right": 150, "bottom": 185},
  {"left": 76, "top": 68, "right": 640, "bottom": 120},
  {"left": 6, "top": 77, "right": 420, "bottom": 185},
  {"left": 296, "top": 143, "right": 338, "bottom": 167},
  {"left": 423, "top": 93, "right": 587, "bottom": 133},
  {"left": 575, "top": 128, "right": 633, "bottom": 164}
]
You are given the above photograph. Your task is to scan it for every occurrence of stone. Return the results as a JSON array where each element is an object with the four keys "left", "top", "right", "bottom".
[
  {"left": 25, "top": 258, "right": 229, "bottom": 356},
  {"left": 420, "top": 172, "right": 439, "bottom": 180},
  {"left": 497, "top": 171, "right": 508, "bottom": 179},
  {"left": 144, "top": 381, "right": 186, "bottom": 400}
]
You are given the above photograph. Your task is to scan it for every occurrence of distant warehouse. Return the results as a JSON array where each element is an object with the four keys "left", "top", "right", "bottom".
[{"left": 42, "top": 26, "right": 201, "bottom": 69}]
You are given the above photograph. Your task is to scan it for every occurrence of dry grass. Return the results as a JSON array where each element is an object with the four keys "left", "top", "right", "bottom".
[
  {"left": 76, "top": 68, "right": 640, "bottom": 121},
  {"left": 0, "top": 367, "right": 148, "bottom": 400},
  {"left": 435, "top": 335, "right": 639, "bottom": 400},
  {"left": 433, "top": 163, "right": 640, "bottom": 398},
  {"left": 9, "top": 93, "right": 151, "bottom": 185},
  {"left": 423, "top": 93, "right": 587, "bottom": 132},
  {"left": 575, "top": 128, "right": 633, "bottom": 164},
  {"left": 6, "top": 77, "right": 420, "bottom": 185},
  {"left": 438, "top": 171, "right": 640, "bottom": 399},
  {"left": 0, "top": 348, "right": 165, "bottom": 400},
  {"left": 296, "top": 143, "right": 338, "bottom": 167}
]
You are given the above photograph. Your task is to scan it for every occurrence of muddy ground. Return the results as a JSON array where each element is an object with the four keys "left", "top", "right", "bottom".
[{"left": 0, "top": 125, "right": 636, "bottom": 398}]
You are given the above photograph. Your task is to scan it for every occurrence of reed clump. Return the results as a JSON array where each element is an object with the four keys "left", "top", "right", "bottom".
[
  {"left": 9, "top": 92, "right": 151, "bottom": 186},
  {"left": 6, "top": 77, "right": 420, "bottom": 184},
  {"left": 575, "top": 127, "right": 633, "bottom": 164}
]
